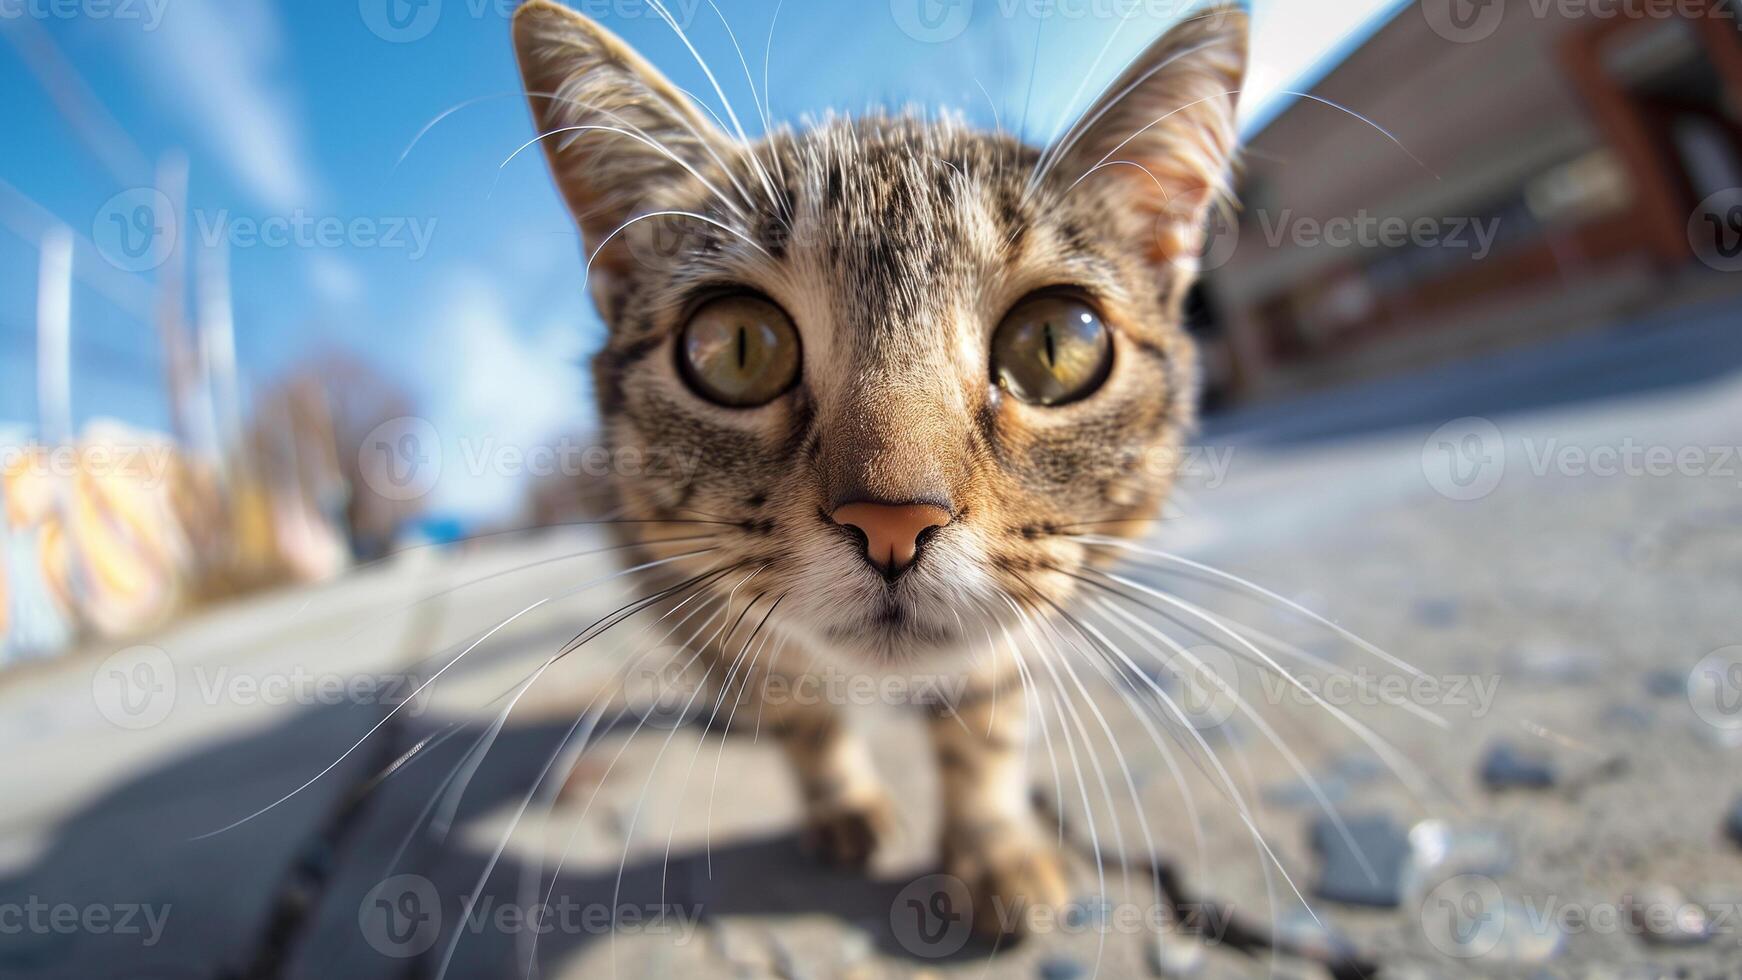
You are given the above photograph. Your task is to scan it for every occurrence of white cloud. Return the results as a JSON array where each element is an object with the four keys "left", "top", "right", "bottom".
[
  {"left": 413, "top": 271, "right": 588, "bottom": 518},
  {"left": 119, "top": 0, "right": 320, "bottom": 212}
]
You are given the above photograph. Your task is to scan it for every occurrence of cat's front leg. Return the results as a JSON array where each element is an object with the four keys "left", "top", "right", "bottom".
[
  {"left": 766, "top": 692, "right": 895, "bottom": 870},
  {"left": 928, "top": 668, "right": 1070, "bottom": 939}
]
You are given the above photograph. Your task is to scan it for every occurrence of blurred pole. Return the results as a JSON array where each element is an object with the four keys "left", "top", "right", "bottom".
[
  {"left": 155, "top": 152, "right": 198, "bottom": 445},
  {"left": 36, "top": 228, "right": 73, "bottom": 446},
  {"left": 196, "top": 240, "right": 243, "bottom": 485},
  {"left": 36, "top": 225, "right": 86, "bottom": 628}
]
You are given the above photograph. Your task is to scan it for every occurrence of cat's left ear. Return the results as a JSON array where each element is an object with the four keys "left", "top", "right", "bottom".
[
  {"left": 512, "top": 1, "right": 735, "bottom": 306},
  {"left": 1049, "top": 6, "right": 1247, "bottom": 268}
]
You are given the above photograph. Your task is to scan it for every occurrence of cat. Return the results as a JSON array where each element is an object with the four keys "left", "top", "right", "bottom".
[{"left": 511, "top": 0, "right": 1246, "bottom": 939}]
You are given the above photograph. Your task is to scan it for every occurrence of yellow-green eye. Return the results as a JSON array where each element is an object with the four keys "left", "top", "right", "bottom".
[
  {"left": 991, "top": 295, "right": 1112, "bottom": 406},
  {"left": 679, "top": 295, "right": 801, "bottom": 407}
]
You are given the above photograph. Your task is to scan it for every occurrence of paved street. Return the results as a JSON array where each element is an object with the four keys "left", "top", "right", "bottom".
[{"left": 2, "top": 297, "right": 1740, "bottom": 979}]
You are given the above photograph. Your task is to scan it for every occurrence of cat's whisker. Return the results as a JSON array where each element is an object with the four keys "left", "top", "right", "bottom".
[
  {"left": 394, "top": 90, "right": 538, "bottom": 172},
  {"left": 515, "top": 588, "right": 731, "bottom": 975},
  {"left": 583, "top": 210, "right": 774, "bottom": 295},
  {"left": 1074, "top": 534, "right": 1434, "bottom": 685},
  {"left": 1029, "top": 33, "right": 1223, "bottom": 192},
  {"left": 497, "top": 123, "right": 748, "bottom": 221},
  {"left": 432, "top": 560, "right": 744, "bottom": 848},
  {"left": 187, "top": 547, "right": 721, "bottom": 841},
  {"left": 704, "top": 592, "right": 788, "bottom": 872},
  {"left": 432, "top": 562, "right": 748, "bottom": 980},
  {"left": 1066, "top": 599, "right": 1210, "bottom": 876},
  {"left": 1004, "top": 585, "right": 1318, "bottom": 929},
  {"left": 1087, "top": 593, "right": 1383, "bottom": 886},
  {"left": 700, "top": 0, "right": 793, "bottom": 224},
  {"left": 1022, "top": 600, "right": 1169, "bottom": 970},
  {"left": 605, "top": 620, "right": 774, "bottom": 976},
  {"left": 320, "top": 530, "right": 721, "bottom": 676},
  {"left": 529, "top": 577, "right": 760, "bottom": 969},
  {"left": 645, "top": 0, "right": 785, "bottom": 220},
  {"left": 1000, "top": 596, "right": 1071, "bottom": 849},
  {"left": 1080, "top": 566, "right": 1445, "bottom": 809}
]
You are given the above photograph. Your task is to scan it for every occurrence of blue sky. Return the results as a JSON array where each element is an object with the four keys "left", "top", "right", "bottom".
[{"left": 0, "top": 0, "right": 1402, "bottom": 516}]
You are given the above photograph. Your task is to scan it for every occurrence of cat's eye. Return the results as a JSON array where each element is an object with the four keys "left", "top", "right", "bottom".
[
  {"left": 678, "top": 294, "right": 801, "bottom": 407},
  {"left": 991, "top": 294, "right": 1113, "bottom": 406}
]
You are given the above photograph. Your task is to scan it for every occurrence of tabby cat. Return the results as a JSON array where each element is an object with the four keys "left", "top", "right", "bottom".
[{"left": 512, "top": 0, "right": 1246, "bottom": 938}]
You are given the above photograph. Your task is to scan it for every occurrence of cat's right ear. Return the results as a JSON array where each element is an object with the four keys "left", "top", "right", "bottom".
[{"left": 512, "top": 1, "right": 732, "bottom": 294}]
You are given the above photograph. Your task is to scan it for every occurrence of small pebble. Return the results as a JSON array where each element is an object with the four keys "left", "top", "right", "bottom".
[
  {"left": 1479, "top": 742, "right": 1557, "bottom": 791},
  {"left": 1146, "top": 930, "right": 1206, "bottom": 977},
  {"left": 1325, "top": 753, "right": 1385, "bottom": 785},
  {"left": 1642, "top": 669, "right": 1685, "bottom": 698},
  {"left": 1310, "top": 812, "right": 1411, "bottom": 907},
  {"left": 1626, "top": 885, "right": 1711, "bottom": 946},
  {"left": 1505, "top": 641, "right": 1598, "bottom": 685},
  {"left": 1412, "top": 597, "right": 1460, "bottom": 628},
  {"left": 1273, "top": 908, "right": 1358, "bottom": 963},
  {"left": 1262, "top": 776, "right": 1349, "bottom": 809},
  {"left": 1063, "top": 895, "right": 1111, "bottom": 929},
  {"left": 1600, "top": 702, "right": 1653, "bottom": 732},
  {"left": 1404, "top": 819, "right": 1514, "bottom": 899},
  {"left": 1038, "top": 955, "right": 1087, "bottom": 980}
]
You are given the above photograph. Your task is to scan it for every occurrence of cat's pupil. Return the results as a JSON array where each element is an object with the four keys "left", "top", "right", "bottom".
[
  {"left": 736, "top": 324, "right": 748, "bottom": 370},
  {"left": 1042, "top": 322, "right": 1057, "bottom": 369}
]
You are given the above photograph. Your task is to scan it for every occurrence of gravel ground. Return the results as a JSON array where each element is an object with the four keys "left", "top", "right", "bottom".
[{"left": 1, "top": 299, "right": 1739, "bottom": 979}]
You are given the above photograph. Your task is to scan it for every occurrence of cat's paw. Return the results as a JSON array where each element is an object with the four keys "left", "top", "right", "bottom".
[
  {"left": 944, "top": 828, "right": 1071, "bottom": 939},
  {"left": 800, "top": 795, "right": 895, "bottom": 870}
]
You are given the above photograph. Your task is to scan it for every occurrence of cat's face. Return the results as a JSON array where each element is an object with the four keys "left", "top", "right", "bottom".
[{"left": 514, "top": 1, "right": 1246, "bottom": 663}]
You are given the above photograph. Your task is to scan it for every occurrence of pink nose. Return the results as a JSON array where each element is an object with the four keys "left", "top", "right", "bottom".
[{"left": 831, "top": 502, "right": 952, "bottom": 578}]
